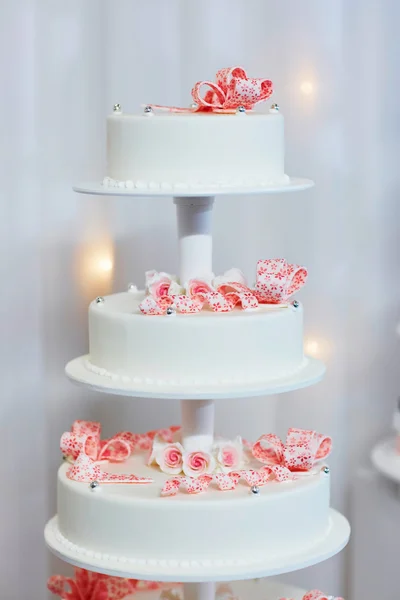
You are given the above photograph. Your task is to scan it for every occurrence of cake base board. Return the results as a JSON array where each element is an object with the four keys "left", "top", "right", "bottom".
[
  {"left": 65, "top": 355, "right": 326, "bottom": 399},
  {"left": 73, "top": 178, "right": 314, "bottom": 197},
  {"left": 371, "top": 437, "right": 400, "bottom": 483},
  {"left": 45, "top": 509, "right": 350, "bottom": 582}
]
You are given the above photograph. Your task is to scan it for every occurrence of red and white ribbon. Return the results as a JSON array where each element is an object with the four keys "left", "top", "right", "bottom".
[
  {"left": 161, "top": 465, "right": 294, "bottom": 496},
  {"left": 255, "top": 259, "right": 308, "bottom": 304},
  {"left": 61, "top": 421, "right": 179, "bottom": 484},
  {"left": 149, "top": 66, "right": 273, "bottom": 114},
  {"left": 138, "top": 259, "right": 307, "bottom": 316},
  {"left": 280, "top": 591, "right": 344, "bottom": 600},
  {"left": 48, "top": 567, "right": 172, "bottom": 600},
  {"left": 61, "top": 421, "right": 180, "bottom": 462},
  {"left": 139, "top": 272, "right": 258, "bottom": 315},
  {"left": 252, "top": 428, "right": 332, "bottom": 473}
]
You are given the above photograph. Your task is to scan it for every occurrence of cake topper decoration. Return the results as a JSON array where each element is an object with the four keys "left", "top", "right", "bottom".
[
  {"left": 148, "top": 67, "right": 273, "bottom": 114},
  {"left": 139, "top": 260, "right": 307, "bottom": 316},
  {"left": 252, "top": 428, "right": 332, "bottom": 473},
  {"left": 148, "top": 434, "right": 244, "bottom": 476},
  {"left": 48, "top": 567, "right": 169, "bottom": 600}
]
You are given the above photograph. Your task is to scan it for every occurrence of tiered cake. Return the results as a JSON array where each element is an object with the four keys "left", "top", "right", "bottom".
[{"left": 45, "top": 67, "right": 350, "bottom": 600}]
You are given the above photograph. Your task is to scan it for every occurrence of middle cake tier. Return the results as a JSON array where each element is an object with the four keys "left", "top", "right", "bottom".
[
  {"left": 57, "top": 450, "right": 330, "bottom": 565},
  {"left": 87, "top": 290, "right": 304, "bottom": 387}
]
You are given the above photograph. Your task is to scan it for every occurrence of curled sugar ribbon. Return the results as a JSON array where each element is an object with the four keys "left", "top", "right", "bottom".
[
  {"left": 255, "top": 259, "right": 308, "bottom": 304},
  {"left": 161, "top": 465, "right": 293, "bottom": 496},
  {"left": 61, "top": 421, "right": 179, "bottom": 483},
  {"left": 148, "top": 66, "right": 273, "bottom": 113},
  {"left": 48, "top": 567, "right": 172, "bottom": 600},
  {"left": 280, "top": 592, "right": 344, "bottom": 600},
  {"left": 139, "top": 260, "right": 307, "bottom": 315},
  {"left": 252, "top": 428, "right": 332, "bottom": 473},
  {"left": 61, "top": 420, "right": 180, "bottom": 462}
]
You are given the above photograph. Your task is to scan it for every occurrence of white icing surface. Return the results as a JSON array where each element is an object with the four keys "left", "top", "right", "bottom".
[
  {"left": 57, "top": 451, "right": 331, "bottom": 564},
  {"left": 87, "top": 291, "right": 305, "bottom": 386},
  {"left": 106, "top": 112, "right": 286, "bottom": 186}
]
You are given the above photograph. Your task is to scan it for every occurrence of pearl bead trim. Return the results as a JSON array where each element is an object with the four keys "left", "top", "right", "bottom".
[
  {"left": 84, "top": 358, "right": 306, "bottom": 388},
  {"left": 102, "top": 175, "right": 290, "bottom": 191}
]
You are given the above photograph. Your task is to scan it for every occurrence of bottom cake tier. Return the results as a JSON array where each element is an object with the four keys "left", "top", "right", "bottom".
[
  {"left": 57, "top": 451, "right": 329, "bottom": 562},
  {"left": 46, "top": 447, "right": 352, "bottom": 581}
]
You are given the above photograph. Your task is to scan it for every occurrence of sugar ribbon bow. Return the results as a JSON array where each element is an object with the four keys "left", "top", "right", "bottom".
[
  {"left": 48, "top": 567, "right": 168, "bottom": 600},
  {"left": 280, "top": 592, "right": 344, "bottom": 600},
  {"left": 149, "top": 66, "right": 273, "bottom": 113},
  {"left": 161, "top": 464, "right": 295, "bottom": 496},
  {"left": 252, "top": 428, "right": 332, "bottom": 473},
  {"left": 192, "top": 66, "right": 273, "bottom": 111},
  {"left": 255, "top": 259, "right": 308, "bottom": 304},
  {"left": 61, "top": 421, "right": 180, "bottom": 462},
  {"left": 61, "top": 420, "right": 132, "bottom": 463},
  {"left": 61, "top": 421, "right": 179, "bottom": 484}
]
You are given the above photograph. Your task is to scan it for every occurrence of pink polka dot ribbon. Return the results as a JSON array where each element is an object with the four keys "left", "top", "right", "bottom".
[
  {"left": 61, "top": 421, "right": 180, "bottom": 462},
  {"left": 160, "top": 465, "right": 294, "bottom": 496},
  {"left": 252, "top": 428, "right": 332, "bottom": 473},
  {"left": 61, "top": 421, "right": 179, "bottom": 484},
  {"left": 47, "top": 567, "right": 172, "bottom": 599},
  {"left": 149, "top": 66, "right": 273, "bottom": 113},
  {"left": 255, "top": 259, "right": 308, "bottom": 304},
  {"left": 139, "top": 259, "right": 308, "bottom": 316}
]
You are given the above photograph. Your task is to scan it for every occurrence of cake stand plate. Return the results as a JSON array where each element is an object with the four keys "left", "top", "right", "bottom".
[
  {"left": 371, "top": 437, "right": 400, "bottom": 483},
  {"left": 65, "top": 355, "right": 325, "bottom": 400},
  {"left": 45, "top": 509, "right": 349, "bottom": 582},
  {"left": 73, "top": 178, "right": 314, "bottom": 197}
]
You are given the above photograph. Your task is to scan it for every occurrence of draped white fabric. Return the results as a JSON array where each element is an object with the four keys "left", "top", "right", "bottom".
[{"left": 1, "top": 1, "right": 400, "bottom": 598}]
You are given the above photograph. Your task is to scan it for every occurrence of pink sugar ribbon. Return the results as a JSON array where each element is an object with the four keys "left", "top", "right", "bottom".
[
  {"left": 255, "top": 259, "right": 308, "bottom": 304},
  {"left": 48, "top": 567, "right": 171, "bottom": 600},
  {"left": 61, "top": 421, "right": 179, "bottom": 484},
  {"left": 61, "top": 421, "right": 180, "bottom": 462},
  {"left": 161, "top": 465, "right": 293, "bottom": 496},
  {"left": 139, "top": 259, "right": 307, "bottom": 316},
  {"left": 66, "top": 452, "right": 153, "bottom": 484},
  {"left": 252, "top": 428, "right": 332, "bottom": 473},
  {"left": 280, "top": 592, "right": 344, "bottom": 600},
  {"left": 149, "top": 66, "right": 273, "bottom": 113}
]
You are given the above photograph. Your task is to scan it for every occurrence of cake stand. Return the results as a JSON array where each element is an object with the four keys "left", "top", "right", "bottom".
[{"left": 46, "top": 184, "right": 350, "bottom": 600}]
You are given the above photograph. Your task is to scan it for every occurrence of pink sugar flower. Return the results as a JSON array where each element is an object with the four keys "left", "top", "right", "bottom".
[{"left": 183, "top": 450, "right": 216, "bottom": 477}]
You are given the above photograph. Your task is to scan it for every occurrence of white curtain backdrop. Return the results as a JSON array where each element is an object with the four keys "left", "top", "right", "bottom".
[{"left": 1, "top": 1, "right": 400, "bottom": 599}]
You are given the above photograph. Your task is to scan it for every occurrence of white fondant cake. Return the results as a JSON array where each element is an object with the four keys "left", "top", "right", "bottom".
[
  {"left": 57, "top": 451, "right": 330, "bottom": 565},
  {"left": 87, "top": 291, "right": 304, "bottom": 386},
  {"left": 106, "top": 111, "right": 286, "bottom": 188}
]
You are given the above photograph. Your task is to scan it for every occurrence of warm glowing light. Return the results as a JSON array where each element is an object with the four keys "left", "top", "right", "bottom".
[
  {"left": 77, "top": 236, "right": 115, "bottom": 302},
  {"left": 305, "top": 339, "right": 320, "bottom": 356},
  {"left": 98, "top": 258, "right": 113, "bottom": 273},
  {"left": 300, "top": 81, "right": 314, "bottom": 95}
]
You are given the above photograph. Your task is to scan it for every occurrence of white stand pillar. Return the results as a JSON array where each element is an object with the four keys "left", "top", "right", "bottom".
[
  {"left": 181, "top": 399, "right": 215, "bottom": 452},
  {"left": 174, "top": 196, "right": 214, "bottom": 285},
  {"left": 183, "top": 583, "right": 215, "bottom": 600}
]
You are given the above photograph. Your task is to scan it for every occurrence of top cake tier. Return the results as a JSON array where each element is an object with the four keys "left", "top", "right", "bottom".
[{"left": 106, "top": 109, "right": 287, "bottom": 189}]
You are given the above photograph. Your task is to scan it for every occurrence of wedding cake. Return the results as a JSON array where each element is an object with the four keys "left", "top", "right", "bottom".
[{"left": 45, "top": 67, "right": 349, "bottom": 600}]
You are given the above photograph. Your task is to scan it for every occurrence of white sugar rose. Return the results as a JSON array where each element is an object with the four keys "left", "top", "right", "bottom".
[
  {"left": 148, "top": 441, "right": 184, "bottom": 475},
  {"left": 214, "top": 436, "right": 244, "bottom": 473},
  {"left": 183, "top": 450, "right": 216, "bottom": 477}
]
